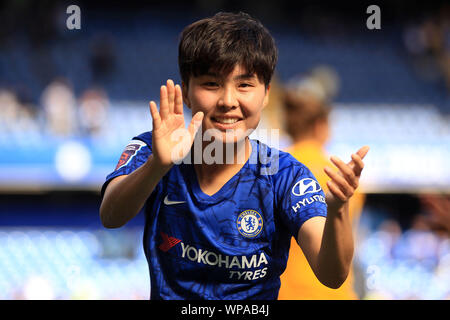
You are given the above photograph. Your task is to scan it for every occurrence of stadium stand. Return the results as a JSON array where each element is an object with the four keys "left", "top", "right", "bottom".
[{"left": 0, "top": 1, "right": 448, "bottom": 299}]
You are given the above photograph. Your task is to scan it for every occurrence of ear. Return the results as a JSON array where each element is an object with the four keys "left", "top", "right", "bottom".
[
  {"left": 182, "top": 81, "right": 191, "bottom": 109},
  {"left": 262, "top": 84, "right": 271, "bottom": 109}
]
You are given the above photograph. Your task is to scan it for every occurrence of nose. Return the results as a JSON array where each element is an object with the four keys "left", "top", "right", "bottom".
[{"left": 218, "top": 86, "right": 238, "bottom": 110}]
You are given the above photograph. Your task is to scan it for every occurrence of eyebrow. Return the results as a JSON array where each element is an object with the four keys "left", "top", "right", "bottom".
[
  {"left": 202, "top": 72, "right": 257, "bottom": 81},
  {"left": 234, "top": 73, "right": 256, "bottom": 81}
]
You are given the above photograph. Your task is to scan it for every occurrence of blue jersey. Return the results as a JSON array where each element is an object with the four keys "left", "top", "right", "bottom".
[{"left": 102, "top": 131, "right": 327, "bottom": 300}]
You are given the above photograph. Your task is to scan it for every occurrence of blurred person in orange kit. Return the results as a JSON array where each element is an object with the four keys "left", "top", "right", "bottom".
[{"left": 278, "top": 66, "right": 366, "bottom": 300}]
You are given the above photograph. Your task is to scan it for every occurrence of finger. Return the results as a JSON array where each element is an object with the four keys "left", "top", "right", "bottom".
[
  {"left": 149, "top": 101, "right": 161, "bottom": 130},
  {"left": 174, "top": 84, "right": 184, "bottom": 115},
  {"left": 188, "top": 111, "right": 204, "bottom": 138},
  {"left": 160, "top": 85, "right": 169, "bottom": 120},
  {"left": 167, "top": 79, "right": 175, "bottom": 113},
  {"left": 327, "top": 180, "right": 347, "bottom": 202},
  {"left": 356, "top": 145, "right": 370, "bottom": 160},
  {"left": 350, "top": 153, "right": 365, "bottom": 177},
  {"left": 330, "top": 156, "right": 358, "bottom": 189},
  {"left": 324, "top": 166, "right": 354, "bottom": 198}
]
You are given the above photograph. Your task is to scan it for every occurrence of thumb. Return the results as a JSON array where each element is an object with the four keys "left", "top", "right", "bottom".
[{"left": 188, "top": 111, "right": 204, "bottom": 138}]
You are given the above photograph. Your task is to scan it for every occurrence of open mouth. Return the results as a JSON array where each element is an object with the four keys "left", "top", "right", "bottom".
[{"left": 211, "top": 117, "right": 242, "bottom": 125}]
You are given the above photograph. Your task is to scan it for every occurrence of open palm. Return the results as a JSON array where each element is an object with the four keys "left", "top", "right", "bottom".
[{"left": 149, "top": 79, "right": 204, "bottom": 167}]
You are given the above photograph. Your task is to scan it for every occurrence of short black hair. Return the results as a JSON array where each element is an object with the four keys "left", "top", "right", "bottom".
[{"left": 178, "top": 12, "right": 278, "bottom": 88}]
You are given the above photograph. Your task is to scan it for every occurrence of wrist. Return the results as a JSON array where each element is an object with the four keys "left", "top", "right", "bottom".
[
  {"left": 145, "top": 154, "right": 173, "bottom": 176},
  {"left": 327, "top": 200, "right": 348, "bottom": 218}
]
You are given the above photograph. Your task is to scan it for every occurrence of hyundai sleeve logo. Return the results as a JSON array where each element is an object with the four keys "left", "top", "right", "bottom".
[{"left": 292, "top": 178, "right": 322, "bottom": 196}]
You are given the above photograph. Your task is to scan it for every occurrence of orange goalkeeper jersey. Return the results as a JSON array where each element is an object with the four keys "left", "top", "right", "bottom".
[{"left": 278, "top": 139, "right": 365, "bottom": 300}]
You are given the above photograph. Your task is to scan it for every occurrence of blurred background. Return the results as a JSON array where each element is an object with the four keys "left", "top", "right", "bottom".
[{"left": 0, "top": 0, "right": 449, "bottom": 299}]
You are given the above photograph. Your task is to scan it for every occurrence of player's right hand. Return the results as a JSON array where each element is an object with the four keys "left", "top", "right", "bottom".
[{"left": 149, "top": 79, "right": 204, "bottom": 167}]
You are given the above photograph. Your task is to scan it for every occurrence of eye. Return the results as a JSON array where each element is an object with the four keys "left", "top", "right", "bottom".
[
  {"left": 203, "top": 81, "right": 219, "bottom": 87},
  {"left": 239, "top": 83, "right": 253, "bottom": 88}
]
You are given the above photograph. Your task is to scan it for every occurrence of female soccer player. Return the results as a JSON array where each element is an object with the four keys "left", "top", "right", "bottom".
[{"left": 99, "top": 12, "right": 369, "bottom": 299}]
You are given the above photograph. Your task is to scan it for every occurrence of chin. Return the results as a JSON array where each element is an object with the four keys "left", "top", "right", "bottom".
[{"left": 203, "top": 127, "right": 253, "bottom": 145}]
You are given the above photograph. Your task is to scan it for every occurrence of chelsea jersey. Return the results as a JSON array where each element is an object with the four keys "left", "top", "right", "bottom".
[{"left": 101, "top": 131, "right": 327, "bottom": 299}]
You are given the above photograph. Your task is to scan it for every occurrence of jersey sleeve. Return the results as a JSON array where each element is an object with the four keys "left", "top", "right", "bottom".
[
  {"left": 100, "top": 132, "right": 153, "bottom": 198},
  {"left": 274, "top": 156, "right": 328, "bottom": 239}
]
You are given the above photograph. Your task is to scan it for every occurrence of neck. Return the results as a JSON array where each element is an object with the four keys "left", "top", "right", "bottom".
[
  {"left": 294, "top": 131, "right": 328, "bottom": 148},
  {"left": 193, "top": 137, "right": 252, "bottom": 182}
]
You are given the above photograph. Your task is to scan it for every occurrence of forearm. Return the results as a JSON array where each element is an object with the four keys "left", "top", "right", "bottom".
[
  {"left": 316, "top": 202, "right": 354, "bottom": 288},
  {"left": 100, "top": 155, "right": 171, "bottom": 228},
  {"left": 306, "top": 146, "right": 368, "bottom": 288}
]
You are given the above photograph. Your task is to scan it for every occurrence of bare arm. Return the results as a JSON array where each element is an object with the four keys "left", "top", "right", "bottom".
[
  {"left": 297, "top": 203, "right": 353, "bottom": 289},
  {"left": 100, "top": 155, "right": 171, "bottom": 228},
  {"left": 297, "top": 146, "right": 369, "bottom": 288},
  {"left": 99, "top": 80, "right": 204, "bottom": 228}
]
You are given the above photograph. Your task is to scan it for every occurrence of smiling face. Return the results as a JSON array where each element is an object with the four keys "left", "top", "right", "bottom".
[{"left": 183, "top": 64, "right": 270, "bottom": 144}]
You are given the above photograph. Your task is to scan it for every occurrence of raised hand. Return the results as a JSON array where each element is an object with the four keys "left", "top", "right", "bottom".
[
  {"left": 149, "top": 79, "right": 204, "bottom": 167},
  {"left": 323, "top": 146, "right": 370, "bottom": 212}
]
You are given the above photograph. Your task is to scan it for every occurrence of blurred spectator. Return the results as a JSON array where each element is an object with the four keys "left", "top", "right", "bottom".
[
  {"left": 0, "top": 89, "right": 22, "bottom": 132},
  {"left": 78, "top": 87, "right": 109, "bottom": 137},
  {"left": 403, "top": 4, "right": 450, "bottom": 92},
  {"left": 41, "top": 78, "right": 77, "bottom": 137},
  {"left": 90, "top": 33, "right": 117, "bottom": 84},
  {"left": 0, "top": 89, "right": 38, "bottom": 135},
  {"left": 278, "top": 66, "right": 366, "bottom": 300},
  {"left": 420, "top": 194, "right": 450, "bottom": 235},
  {"left": 357, "top": 194, "right": 450, "bottom": 299}
]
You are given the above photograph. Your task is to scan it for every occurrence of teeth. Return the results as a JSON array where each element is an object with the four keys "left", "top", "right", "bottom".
[{"left": 215, "top": 118, "right": 239, "bottom": 124}]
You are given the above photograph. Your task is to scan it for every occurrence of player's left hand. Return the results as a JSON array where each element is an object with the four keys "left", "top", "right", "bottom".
[{"left": 323, "top": 146, "right": 369, "bottom": 212}]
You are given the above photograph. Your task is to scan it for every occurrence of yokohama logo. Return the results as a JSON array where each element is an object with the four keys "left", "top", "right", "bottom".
[
  {"left": 159, "top": 232, "right": 181, "bottom": 252},
  {"left": 157, "top": 232, "right": 268, "bottom": 270},
  {"left": 158, "top": 232, "right": 269, "bottom": 281}
]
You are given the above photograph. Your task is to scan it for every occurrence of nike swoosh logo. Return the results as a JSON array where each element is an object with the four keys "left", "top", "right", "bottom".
[{"left": 163, "top": 195, "right": 186, "bottom": 205}]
